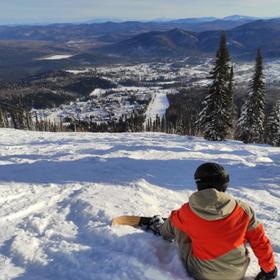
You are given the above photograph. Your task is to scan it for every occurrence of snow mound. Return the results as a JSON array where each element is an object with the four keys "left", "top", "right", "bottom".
[{"left": 0, "top": 129, "right": 279, "bottom": 279}]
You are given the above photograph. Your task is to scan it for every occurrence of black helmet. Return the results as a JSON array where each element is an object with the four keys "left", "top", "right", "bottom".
[{"left": 194, "top": 162, "right": 229, "bottom": 192}]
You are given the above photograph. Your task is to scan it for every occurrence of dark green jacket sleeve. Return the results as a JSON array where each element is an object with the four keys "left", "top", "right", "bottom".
[{"left": 161, "top": 217, "right": 175, "bottom": 241}]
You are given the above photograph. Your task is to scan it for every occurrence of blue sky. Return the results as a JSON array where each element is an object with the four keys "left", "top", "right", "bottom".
[{"left": 1, "top": 0, "right": 279, "bottom": 24}]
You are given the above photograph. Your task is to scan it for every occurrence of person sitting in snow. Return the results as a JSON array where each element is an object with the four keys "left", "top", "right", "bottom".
[{"left": 150, "top": 162, "right": 278, "bottom": 280}]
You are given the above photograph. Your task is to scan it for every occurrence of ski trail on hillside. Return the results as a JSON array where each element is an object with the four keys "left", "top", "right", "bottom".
[{"left": 145, "top": 90, "right": 169, "bottom": 123}]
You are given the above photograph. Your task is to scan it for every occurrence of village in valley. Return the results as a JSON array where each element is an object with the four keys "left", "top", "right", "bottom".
[{"left": 32, "top": 58, "right": 280, "bottom": 127}]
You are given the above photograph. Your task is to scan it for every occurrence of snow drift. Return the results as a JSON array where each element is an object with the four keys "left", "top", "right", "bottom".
[{"left": 0, "top": 129, "right": 279, "bottom": 279}]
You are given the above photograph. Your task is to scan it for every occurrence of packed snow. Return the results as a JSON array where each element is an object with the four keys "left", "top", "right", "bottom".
[
  {"left": 66, "top": 69, "right": 91, "bottom": 75},
  {"left": 145, "top": 90, "right": 170, "bottom": 123},
  {"left": 39, "top": 54, "right": 74, "bottom": 60},
  {"left": 0, "top": 128, "right": 279, "bottom": 280}
]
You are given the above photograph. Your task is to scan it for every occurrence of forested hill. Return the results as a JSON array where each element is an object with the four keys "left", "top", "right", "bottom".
[{"left": 99, "top": 19, "right": 280, "bottom": 59}]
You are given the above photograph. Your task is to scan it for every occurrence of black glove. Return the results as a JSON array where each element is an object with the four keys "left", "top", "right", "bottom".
[
  {"left": 255, "top": 267, "right": 278, "bottom": 280},
  {"left": 147, "top": 215, "right": 165, "bottom": 236}
]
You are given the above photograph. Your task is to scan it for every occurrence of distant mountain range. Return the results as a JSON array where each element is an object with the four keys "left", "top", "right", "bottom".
[
  {"left": 78, "top": 15, "right": 259, "bottom": 24},
  {"left": 0, "top": 15, "right": 260, "bottom": 25},
  {"left": 222, "top": 15, "right": 259, "bottom": 21},
  {"left": 0, "top": 16, "right": 280, "bottom": 81},
  {"left": 97, "top": 19, "right": 280, "bottom": 60},
  {"left": 169, "top": 15, "right": 258, "bottom": 24},
  {"left": 99, "top": 29, "right": 199, "bottom": 58},
  {"left": 0, "top": 15, "right": 261, "bottom": 43}
]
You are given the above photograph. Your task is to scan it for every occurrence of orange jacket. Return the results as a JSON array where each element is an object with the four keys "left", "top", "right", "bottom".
[{"left": 171, "top": 201, "right": 275, "bottom": 272}]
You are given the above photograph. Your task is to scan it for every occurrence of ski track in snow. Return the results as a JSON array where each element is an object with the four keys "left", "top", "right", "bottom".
[{"left": 0, "top": 129, "right": 279, "bottom": 280}]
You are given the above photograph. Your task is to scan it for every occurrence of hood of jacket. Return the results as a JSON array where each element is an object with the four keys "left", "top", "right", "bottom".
[{"left": 189, "top": 188, "right": 236, "bottom": 221}]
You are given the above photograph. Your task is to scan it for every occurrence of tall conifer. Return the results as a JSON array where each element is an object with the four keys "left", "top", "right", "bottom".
[
  {"left": 198, "top": 32, "right": 234, "bottom": 141},
  {"left": 238, "top": 49, "right": 265, "bottom": 143},
  {"left": 266, "top": 100, "right": 280, "bottom": 146}
]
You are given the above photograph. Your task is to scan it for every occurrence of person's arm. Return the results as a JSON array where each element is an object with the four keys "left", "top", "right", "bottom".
[
  {"left": 246, "top": 223, "right": 275, "bottom": 272},
  {"left": 161, "top": 217, "right": 176, "bottom": 241},
  {"left": 244, "top": 205, "right": 277, "bottom": 279},
  {"left": 161, "top": 216, "right": 192, "bottom": 249}
]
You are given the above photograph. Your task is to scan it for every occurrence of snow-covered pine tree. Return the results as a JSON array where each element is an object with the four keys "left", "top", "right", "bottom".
[
  {"left": 238, "top": 49, "right": 266, "bottom": 143},
  {"left": 266, "top": 100, "right": 280, "bottom": 146},
  {"left": 0, "top": 108, "right": 4, "bottom": 127},
  {"left": 155, "top": 114, "right": 161, "bottom": 131},
  {"left": 161, "top": 114, "right": 166, "bottom": 132},
  {"left": 227, "top": 66, "right": 235, "bottom": 133},
  {"left": 197, "top": 32, "right": 233, "bottom": 141}
]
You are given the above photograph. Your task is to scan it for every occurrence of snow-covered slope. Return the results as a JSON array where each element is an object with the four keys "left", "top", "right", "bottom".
[
  {"left": 0, "top": 129, "right": 279, "bottom": 280},
  {"left": 145, "top": 90, "right": 170, "bottom": 123}
]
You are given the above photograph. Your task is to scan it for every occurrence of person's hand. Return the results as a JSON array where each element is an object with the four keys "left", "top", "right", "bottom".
[
  {"left": 255, "top": 267, "right": 278, "bottom": 280},
  {"left": 148, "top": 215, "right": 165, "bottom": 235}
]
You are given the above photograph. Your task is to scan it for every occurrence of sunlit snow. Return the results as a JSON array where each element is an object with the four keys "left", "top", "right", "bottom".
[
  {"left": 145, "top": 90, "right": 170, "bottom": 123},
  {"left": 0, "top": 129, "right": 279, "bottom": 279},
  {"left": 39, "top": 54, "right": 74, "bottom": 60}
]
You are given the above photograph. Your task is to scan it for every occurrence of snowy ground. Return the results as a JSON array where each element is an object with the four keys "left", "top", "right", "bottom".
[
  {"left": 0, "top": 129, "right": 279, "bottom": 280},
  {"left": 39, "top": 54, "right": 74, "bottom": 60},
  {"left": 145, "top": 90, "right": 170, "bottom": 123}
]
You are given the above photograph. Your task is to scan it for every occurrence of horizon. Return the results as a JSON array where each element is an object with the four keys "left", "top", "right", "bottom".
[
  {"left": 1, "top": 14, "right": 279, "bottom": 26},
  {"left": 0, "top": 0, "right": 280, "bottom": 25}
]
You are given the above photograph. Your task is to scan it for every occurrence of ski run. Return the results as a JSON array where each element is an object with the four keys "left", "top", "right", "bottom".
[{"left": 0, "top": 128, "right": 279, "bottom": 280}]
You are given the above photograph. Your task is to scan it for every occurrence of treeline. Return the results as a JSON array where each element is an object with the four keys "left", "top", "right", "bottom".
[
  {"left": 0, "top": 99, "right": 146, "bottom": 133},
  {"left": 0, "top": 99, "right": 64, "bottom": 132},
  {"left": 146, "top": 33, "right": 280, "bottom": 147},
  {"left": 198, "top": 33, "right": 280, "bottom": 146},
  {"left": 145, "top": 88, "right": 203, "bottom": 135},
  {"left": 65, "top": 113, "right": 145, "bottom": 133}
]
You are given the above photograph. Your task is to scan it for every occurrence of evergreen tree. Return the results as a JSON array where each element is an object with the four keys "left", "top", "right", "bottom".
[
  {"left": 148, "top": 118, "right": 152, "bottom": 132},
  {"left": 266, "top": 100, "right": 280, "bottom": 146},
  {"left": 155, "top": 114, "right": 161, "bottom": 131},
  {"left": 0, "top": 108, "right": 4, "bottom": 127},
  {"left": 176, "top": 118, "right": 184, "bottom": 135},
  {"left": 197, "top": 32, "right": 234, "bottom": 141},
  {"left": 238, "top": 49, "right": 266, "bottom": 143},
  {"left": 227, "top": 66, "right": 235, "bottom": 132},
  {"left": 161, "top": 115, "right": 166, "bottom": 133}
]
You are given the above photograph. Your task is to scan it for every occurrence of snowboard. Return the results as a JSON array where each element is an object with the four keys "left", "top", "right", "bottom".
[
  {"left": 111, "top": 215, "right": 167, "bottom": 235},
  {"left": 111, "top": 215, "right": 153, "bottom": 228}
]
